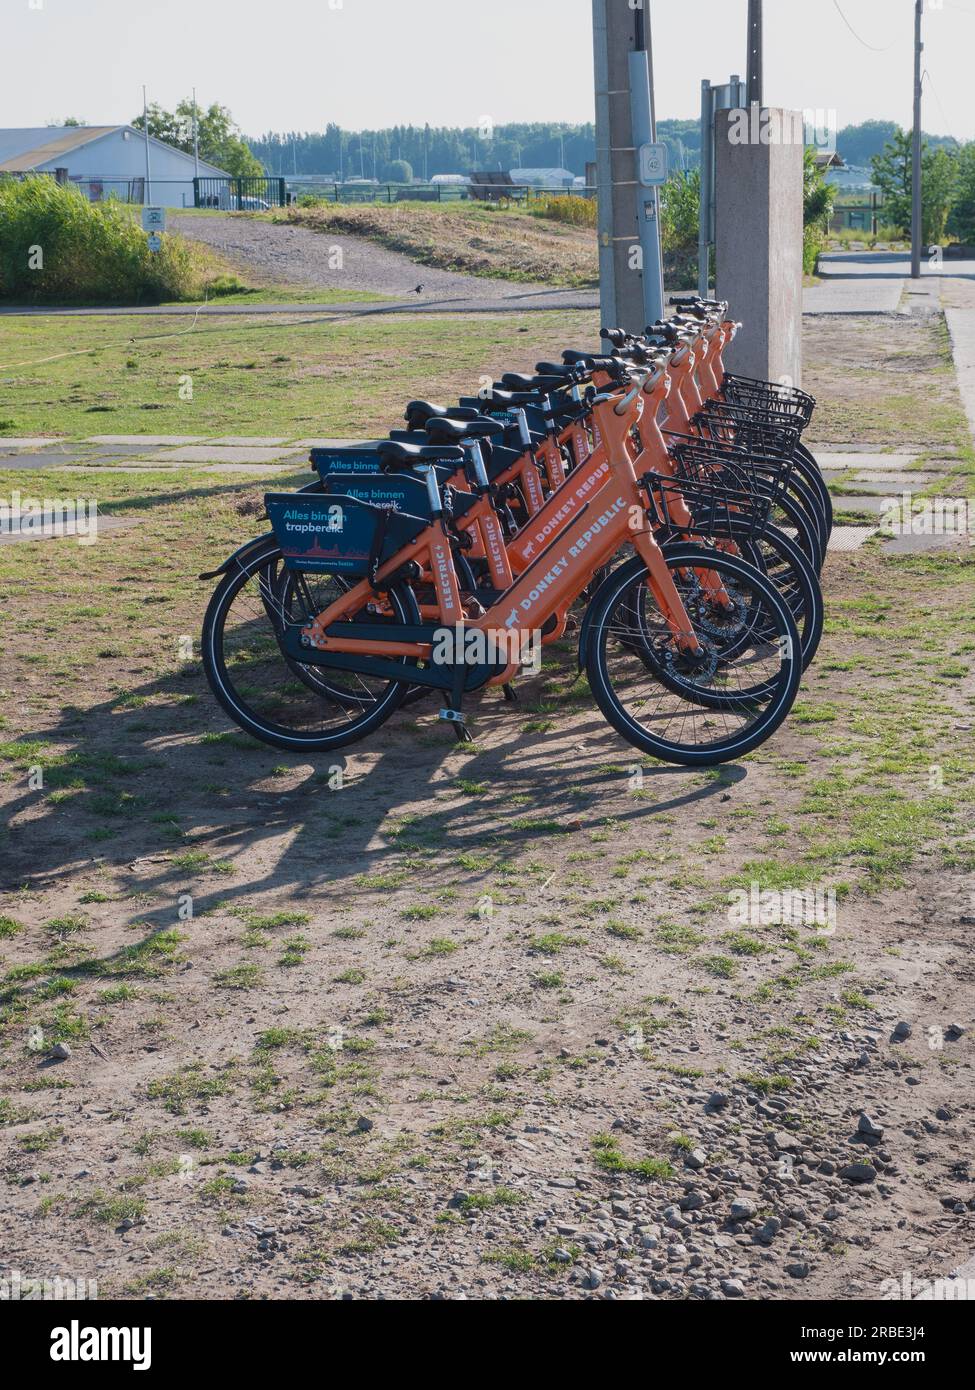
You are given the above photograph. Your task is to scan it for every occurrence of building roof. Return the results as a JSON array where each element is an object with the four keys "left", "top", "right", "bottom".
[
  {"left": 0, "top": 125, "right": 229, "bottom": 177},
  {"left": 0, "top": 126, "right": 117, "bottom": 171},
  {"left": 510, "top": 167, "right": 576, "bottom": 182}
]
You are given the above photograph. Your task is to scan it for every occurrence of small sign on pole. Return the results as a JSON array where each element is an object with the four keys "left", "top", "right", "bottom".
[
  {"left": 146, "top": 232, "right": 162, "bottom": 254},
  {"left": 638, "top": 142, "right": 669, "bottom": 187},
  {"left": 141, "top": 207, "right": 166, "bottom": 233}
]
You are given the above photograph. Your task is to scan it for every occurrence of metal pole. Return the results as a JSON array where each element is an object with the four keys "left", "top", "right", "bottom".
[
  {"left": 142, "top": 85, "right": 152, "bottom": 203},
  {"left": 746, "top": 0, "right": 763, "bottom": 107},
  {"left": 911, "top": 0, "right": 923, "bottom": 279},
  {"left": 629, "top": 16, "right": 664, "bottom": 328},
  {"left": 699, "top": 80, "right": 712, "bottom": 298},
  {"left": 192, "top": 87, "right": 200, "bottom": 179},
  {"left": 593, "top": 0, "right": 663, "bottom": 336}
]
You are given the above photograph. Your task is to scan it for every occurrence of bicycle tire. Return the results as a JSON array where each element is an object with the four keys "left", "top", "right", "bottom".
[{"left": 584, "top": 547, "right": 802, "bottom": 766}]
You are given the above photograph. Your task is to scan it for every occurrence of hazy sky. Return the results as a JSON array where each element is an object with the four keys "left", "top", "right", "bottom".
[{"left": 3, "top": 0, "right": 974, "bottom": 139}]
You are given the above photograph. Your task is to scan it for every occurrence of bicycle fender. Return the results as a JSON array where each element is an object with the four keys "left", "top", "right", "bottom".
[{"left": 198, "top": 532, "right": 276, "bottom": 581}]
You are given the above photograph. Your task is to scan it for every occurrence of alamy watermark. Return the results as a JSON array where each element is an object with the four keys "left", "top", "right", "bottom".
[
  {"left": 430, "top": 623, "right": 542, "bottom": 675},
  {"left": 727, "top": 882, "right": 838, "bottom": 935},
  {"left": 1, "top": 1268, "right": 98, "bottom": 1300},
  {"left": 879, "top": 493, "right": 975, "bottom": 543},
  {"left": 0, "top": 491, "right": 99, "bottom": 545},
  {"left": 727, "top": 105, "right": 837, "bottom": 154},
  {"left": 879, "top": 1270, "right": 975, "bottom": 1301}
]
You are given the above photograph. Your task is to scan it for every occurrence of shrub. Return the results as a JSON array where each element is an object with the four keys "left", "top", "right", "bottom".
[
  {"left": 659, "top": 168, "right": 703, "bottom": 287},
  {"left": 660, "top": 168, "right": 700, "bottom": 252},
  {"left": 530, "top": 194, "right": 597, "bottom": 228},
  {"left": 803, "top": 148, "right": 835, "bottom": 276},
  {"left": 0, "top": 175, "right": 209, "bottom": 303}
]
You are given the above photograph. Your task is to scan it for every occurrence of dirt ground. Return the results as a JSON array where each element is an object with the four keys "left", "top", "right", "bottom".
[
  {"left": 278, "top": 202, "right": 599, "bottom": 289},
  {"left": 171, "top": 205, "right": 597, "bottom": 301},
  {"left": 0, "top": 314, "right": 973, "bottom": 1302},
  {"left": 803, "top": 311, "right": 971, "bottom": 458}
]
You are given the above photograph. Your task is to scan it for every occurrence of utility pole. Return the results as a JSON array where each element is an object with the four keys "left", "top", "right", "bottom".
[
  {"left": 911, "top": 0, "right": 924, "bottom": 279},
  {"left": 630, "top": 5, "right": 664, "bottom": 326},
  {"left": 192, "top": 87, "right": 200, "bottom": 178},
  {"left": 746, "top": 0, "right": 764, "bottom": 107},
  {"left": 592, "top": 0, "right": 664, "bottom": 337},
  {"left": 142, "top": 85, "right": 152, "bottom": 204}
]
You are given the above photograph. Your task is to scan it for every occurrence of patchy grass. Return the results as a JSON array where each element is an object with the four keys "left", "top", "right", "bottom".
[{"left": 0, "top": 308, "right": 599, "bottom": 439}]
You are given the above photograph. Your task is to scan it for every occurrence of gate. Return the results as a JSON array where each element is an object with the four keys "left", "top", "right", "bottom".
[{"left": 193, "top": 176, "right": 287, "bottom": 210}]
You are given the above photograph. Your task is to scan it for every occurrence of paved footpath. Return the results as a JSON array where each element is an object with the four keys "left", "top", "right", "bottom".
[
  {"left": 0, "top": 434, "right": 330, "bottom": 472},
  {"left": 946, "top": 305, "right": 975, "bottom": 444},
  {"left": 800, "top": 254, "right": 975, "bottom": 554},
  {"left": 4, "top": 252, "right": 975, "bottom": 557},
  {"left": 804, "top": 250, "right": 975, "bottom": 316}
]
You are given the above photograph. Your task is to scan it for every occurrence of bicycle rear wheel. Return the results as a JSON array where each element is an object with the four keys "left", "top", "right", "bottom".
[{"left": 202, "top": 539, "right": 417, "bottom": 752}]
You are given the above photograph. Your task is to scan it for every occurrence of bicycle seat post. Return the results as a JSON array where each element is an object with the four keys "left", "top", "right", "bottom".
[{"left": 415, "top": 463, "right": 444, "bottom": 519}]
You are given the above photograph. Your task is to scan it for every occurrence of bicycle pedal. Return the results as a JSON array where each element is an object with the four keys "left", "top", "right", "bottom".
[{"left": 438, "top": 708, "right": 473, "bottom": 742}]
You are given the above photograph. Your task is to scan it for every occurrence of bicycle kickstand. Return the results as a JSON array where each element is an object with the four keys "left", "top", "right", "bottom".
[{"left": 439, "top": 662, "right": 473, "bottom": 742}]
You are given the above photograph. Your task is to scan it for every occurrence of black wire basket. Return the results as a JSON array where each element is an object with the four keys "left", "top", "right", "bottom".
[
  {"left": 720, "top": 373, "right": 816, "bottom": 428},
  {"left": 694, "top": 402, "right": 801, "bottom": 461},
  {"left": 665, "top": 429, "right": 796, "bottom": 498},
  {"left": 642, "top": 445, "right": 773, "bottom": 543}
]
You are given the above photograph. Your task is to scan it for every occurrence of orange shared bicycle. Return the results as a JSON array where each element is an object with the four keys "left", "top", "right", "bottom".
[{"left": 201, "top": 350, "right": 803, "bottom": 766}]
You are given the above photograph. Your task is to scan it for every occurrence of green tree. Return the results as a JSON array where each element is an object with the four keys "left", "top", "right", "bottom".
[
  {"left": 836, "top": 119, "right": 900, "bottom": 167},
  {"left": 133, "top": 100, "right": 263, "bottom": 178},
  {"left": 947, "top": 142, "right": 975, "bottom": 246},
  {"left": 383, "top": 158, "right": 413, "bottom": 184},
  {"left": 871, "top": 129, "right": 957, "bottom": 244},
  {"left": 132, "top": 102, "right": 186, "bottom": 149}
]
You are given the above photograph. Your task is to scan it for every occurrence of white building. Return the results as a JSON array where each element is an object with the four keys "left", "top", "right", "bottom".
[
  {"left": 0, "top": 126, "right": 230, "bottom": 208},
  {"left": 509, "top": 166, "right": 576, "bottom": 190}
]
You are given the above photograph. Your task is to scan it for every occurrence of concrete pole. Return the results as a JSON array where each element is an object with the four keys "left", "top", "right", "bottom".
[
  {"left": 714, "top": 107, "right": 804, "bottom": 385},
  {"left": 911, "top": 0, "right": 924, "bottom": 279},
  {"left": 630, "top": 8, "right": 665, "bottom": 328},
  {"left": 698, "top": 81, "right": 713, "bottom": 299},
  {"left": 592, "top": 0, "right": 663, "bottom": 337}
]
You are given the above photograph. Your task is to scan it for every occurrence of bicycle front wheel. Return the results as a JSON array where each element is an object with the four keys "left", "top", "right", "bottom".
[{"left": 584, "top": 546, "right": 802, "bottom": 766}]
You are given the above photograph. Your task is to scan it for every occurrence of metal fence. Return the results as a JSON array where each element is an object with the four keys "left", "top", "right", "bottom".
[
  {"left": 0, "top": 172, "right": 148, "bottom": 202},
  {"left": 194, "top": 176, "right": 288, "bottom": 209},
  {"left": 1, "top": 168, "right": 595, "bottom": 211},
  {"left": 830, "top": 194, "right": 885, "bottom": 234},
  {"left": 282, "top": 179, "right": 595, "bottom": 206}
]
